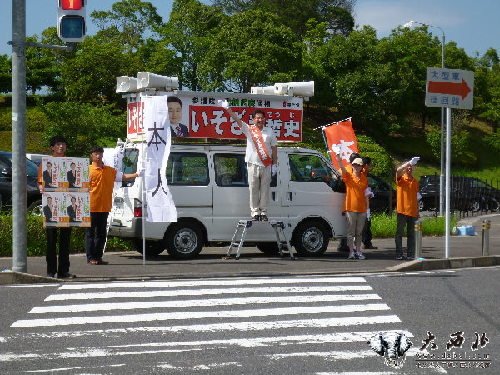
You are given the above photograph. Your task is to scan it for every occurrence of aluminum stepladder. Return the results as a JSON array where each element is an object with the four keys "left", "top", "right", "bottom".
[
  {"left": 270, "top": 220, "right": 295, "bottom": 260},
  {"left": 224, "top": 219, "right": 295, "bottom": 260}
]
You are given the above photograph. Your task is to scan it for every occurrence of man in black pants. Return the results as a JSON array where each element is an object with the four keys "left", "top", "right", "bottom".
[
  {"left": 362, "top": 157, "right": 377, "bottom": 249},
  {"left": 38, "top": 136, "right": 74, "bottom": 279}
]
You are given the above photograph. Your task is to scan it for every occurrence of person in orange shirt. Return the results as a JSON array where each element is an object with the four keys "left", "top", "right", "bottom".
[
  {"left": 86, "top": 146, "right": 139, "bottom": 265},
  {"left": 336, "top": 153, "right": 368, "bottom": 260},
  {"left": 395, "top": 158, "right": 420, "bottom": 260}
]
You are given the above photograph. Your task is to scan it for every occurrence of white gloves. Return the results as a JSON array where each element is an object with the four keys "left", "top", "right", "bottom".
[
  {"left": 417, "top": 192, "right": 422, "bottom": 201},
  {"left": 366, "top": 208, "right": 371, "bottom": 220},
  {"left": 364, "top": 187, "right": 374, "bottom": 198},
  {"left": 217, "top": 99, "right": 229, "bottom": 109},
  {"left": 271, "top": 164, "right": 277, "bottom": 176},
  {"left": 410, "top": 156, "right": 420, "bottom": 166}
]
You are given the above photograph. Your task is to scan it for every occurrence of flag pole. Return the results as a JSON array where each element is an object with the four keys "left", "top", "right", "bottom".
[{"left": 312, "top": 116, "right": 352, "bottom": 131}]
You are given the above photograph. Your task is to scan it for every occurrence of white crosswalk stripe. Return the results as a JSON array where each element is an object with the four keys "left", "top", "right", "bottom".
[{"left": 1, "top": 275, "right": 446, "bottom": 374}]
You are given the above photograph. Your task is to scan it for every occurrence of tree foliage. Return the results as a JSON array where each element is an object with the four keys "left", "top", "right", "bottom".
[{"left": 41, "top": 102, "right": 125, "bottom": 156}]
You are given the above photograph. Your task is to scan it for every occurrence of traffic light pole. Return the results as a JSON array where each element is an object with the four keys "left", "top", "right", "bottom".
[{"left": 11, "top": 0, "right": 28, "bottom": 273}]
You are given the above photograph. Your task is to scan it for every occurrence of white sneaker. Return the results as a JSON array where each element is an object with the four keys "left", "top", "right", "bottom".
[
  {"left": 348, "top": 252, "right": 356, "bottom": 259},
  {"left": 356, "top": 251, "right": 366, "bottom": 260}
]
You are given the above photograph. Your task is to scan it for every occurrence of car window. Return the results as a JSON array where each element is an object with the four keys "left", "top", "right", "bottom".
[
  {"left": 167, "top": 153, "right": 209, "bottom": 186},
  {"left": 289, "top": 153, "right": 342, "bottom": 191},
  {"left": 214, "top": 153, "right": 248, "bottom": 187}
]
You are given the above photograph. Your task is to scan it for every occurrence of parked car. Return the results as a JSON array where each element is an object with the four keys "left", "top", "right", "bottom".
[
  {"left": 419, "top": 175, "right": 500, "bottom": 212},
  {"left": 0, "top": 151, "right": 42, "bottom": 213},
  {"left": 367, "top": 174, "right": 396, "bottom": 213}
]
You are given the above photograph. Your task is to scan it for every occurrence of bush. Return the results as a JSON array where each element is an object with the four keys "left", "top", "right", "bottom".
[
  {"left": 371, "top": 212, "right": 457, "bottom": 238},
  {"left": 0, "top": 213, "right": 132, "bottom": 257}
]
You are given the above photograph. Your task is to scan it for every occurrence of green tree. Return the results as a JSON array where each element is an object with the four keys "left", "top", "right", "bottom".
[
  {"left": 199, "top": 9, "right": 301, "bottom": 92},
  {"left": 213, "top": 0, "right": 355, "bottom": 37},
  {"left": 161, "top": 0, "right": 225, "bottom": 91},
  {"left": 41, "top": 102, "right": 125, "bottom": 156},
  {"left": 91, "top": 0, "right": 163, "bottom": 51},
  {"left": 0, "top": 54, "right": 11, "bottom": 93}
]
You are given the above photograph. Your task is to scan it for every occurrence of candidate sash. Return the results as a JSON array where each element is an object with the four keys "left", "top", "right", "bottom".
[{"left": 249, "top": 125, "right": 273, "bottom": 167}]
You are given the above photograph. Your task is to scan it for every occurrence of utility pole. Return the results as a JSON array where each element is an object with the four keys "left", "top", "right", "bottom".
[{"left": 11, "top": 0, "right": 28, "bottom": 272}]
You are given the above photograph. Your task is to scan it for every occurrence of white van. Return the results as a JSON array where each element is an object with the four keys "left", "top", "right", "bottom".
[{"left": 108, "top": 143, "right": 346, "bottom": 258}]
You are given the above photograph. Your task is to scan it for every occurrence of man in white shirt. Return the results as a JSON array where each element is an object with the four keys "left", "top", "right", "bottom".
[{"left": 219, "top": 100, "right": 277, "bottom": 221}]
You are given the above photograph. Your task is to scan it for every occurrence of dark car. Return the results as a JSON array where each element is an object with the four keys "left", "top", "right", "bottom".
[
  {"left": 419, "top": 175, "right": 500, "bottom": 212},
  {"left": 367, "top": 174, "right": 396, "bottom": 213},
  {"left": 0, "top": 151, "right": 42, "bottom": 213}
]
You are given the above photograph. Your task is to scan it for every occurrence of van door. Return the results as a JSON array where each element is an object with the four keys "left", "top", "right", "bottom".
[
  {"left": 284, "top": 153, "right": 345, "bottom": 235},
  {"left": 211, "top": 152, "right": 276, "bottom": 241}
]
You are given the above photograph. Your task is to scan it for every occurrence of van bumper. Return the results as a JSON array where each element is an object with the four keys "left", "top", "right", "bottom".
[{"left": 109, "top": 218, "right": 142, "bottom": 238}]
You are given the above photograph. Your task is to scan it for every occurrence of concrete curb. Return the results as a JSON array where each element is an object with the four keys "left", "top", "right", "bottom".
[
  {"left": 1, "top": 256, "right": 499, "bottom": 285},
  {"left": 0, "top": 270, "right": 59, "bottom": 285},
  {"left": 387, "top": 255, "right": 500, "bottom": 272}
]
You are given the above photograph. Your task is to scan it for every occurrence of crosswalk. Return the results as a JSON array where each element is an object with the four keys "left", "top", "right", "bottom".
[{"left": 0, "top": 276, "right": 446, "bottom": 374}]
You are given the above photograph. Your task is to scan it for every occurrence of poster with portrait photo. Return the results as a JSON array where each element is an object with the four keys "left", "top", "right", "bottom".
[
  {"left": 42, "top": 192, "right": 90, "bottom": 228},
  {"left": 41, "top": 157, "right": 89, "bottom": 191}
]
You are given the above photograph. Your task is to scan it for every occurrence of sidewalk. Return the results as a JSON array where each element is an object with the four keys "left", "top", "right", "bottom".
[{"left": 1, "top": 214, "right": 499, "bottom": 284}]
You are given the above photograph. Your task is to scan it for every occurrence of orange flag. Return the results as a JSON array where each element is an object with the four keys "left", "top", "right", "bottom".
[{"left": 323, "top": 118, "right": 359, "bottom": 170}]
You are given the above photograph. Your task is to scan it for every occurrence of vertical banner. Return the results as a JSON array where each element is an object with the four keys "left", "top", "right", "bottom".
[
  {"left": 322, "top": 118, "right": 359, "bottom": 170},
  {"left": 143, "top": 96, "right": 177, "bottom": 222}
]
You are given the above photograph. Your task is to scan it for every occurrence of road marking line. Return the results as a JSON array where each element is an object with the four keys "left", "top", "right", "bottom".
[
  {"left": 58, "top": 276, "right": 368, "bottom": 290},
  {"left": 30, "top": 294, "right": 382, "bottom": 314},
  {"left": 12, "top": 303, "right": 390, "bottom": 328},
  {"left": 45, "top": 285, "right": 374, "bottom": 301}
]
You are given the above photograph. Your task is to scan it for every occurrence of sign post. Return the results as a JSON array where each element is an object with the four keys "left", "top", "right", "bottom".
[{"left": 425, "top": 67, "right": 474, "bottom": 258}]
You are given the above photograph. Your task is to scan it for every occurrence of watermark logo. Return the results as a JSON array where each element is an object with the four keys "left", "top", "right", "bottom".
[
  {"left": 368, "top": 331, "right": 413, "bottom": 368},
  {"left": 415, "top": 331, "right": 491, "bottom": 370}
]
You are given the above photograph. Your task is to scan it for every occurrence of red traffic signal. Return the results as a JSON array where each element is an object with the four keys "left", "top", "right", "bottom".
[
  {"left": 57, "top": 0, "right": 86, "bottom": 43},
  {"left": 60, "top": 0, "right": 84, "bottom": 10}
]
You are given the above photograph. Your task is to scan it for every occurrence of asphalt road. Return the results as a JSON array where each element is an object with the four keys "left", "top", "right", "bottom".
[{"left": 0, "top": 267, "right": 498, "bottom": 374}]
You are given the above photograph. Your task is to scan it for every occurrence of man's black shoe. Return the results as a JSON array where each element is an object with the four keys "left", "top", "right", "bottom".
[
  {"left": 252, "top": 215, "right": 260, "bottom": 221},
  {"left": 363, "top": 244, "right": 378, "bottom": 249},
  {"left": 260, "top": 214, "right": 269, "bottom": 221},
  {"left": 47, "top": 273, "right": 56, "bottom": 278},
  {"left": 57, "top": 272, "right": 76, "bottom": 279}
]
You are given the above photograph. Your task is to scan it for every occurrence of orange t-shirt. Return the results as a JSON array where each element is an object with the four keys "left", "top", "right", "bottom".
[
  {"left": 89, "top": 164, "right": 117, "bottom": 212},
  {"left": 396, "top": 174, "right": 419, "bottom": 217},
  {"left": 342, "top": 171, "right": 368, "bottom": 213}
]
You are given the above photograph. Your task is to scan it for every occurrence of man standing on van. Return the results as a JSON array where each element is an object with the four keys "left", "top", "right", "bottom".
[
  {"left": 395, "top": 157, "right": 420, "bottom": 260},
  {"left": 219, "top": 100, "right": 277, "bottom": 221},
  {"left": 86, "top": 146, "right": 140, "bottom": 265}
]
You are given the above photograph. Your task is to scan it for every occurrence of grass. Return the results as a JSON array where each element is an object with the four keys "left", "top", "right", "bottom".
[{"left": 371, "top": 213, "right": 458, "bottom": 238}]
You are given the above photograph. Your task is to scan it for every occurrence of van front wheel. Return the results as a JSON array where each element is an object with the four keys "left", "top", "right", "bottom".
[
  {"left": 292, "top": 220, "right": 329, "bottom": 256},
  {"left": 165, "top": 222, "right": 203, "bottom": 259}
]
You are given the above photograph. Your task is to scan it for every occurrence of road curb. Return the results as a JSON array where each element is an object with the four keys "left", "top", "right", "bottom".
[
  {"left": 387, "top": 255, "right": 500, "bottom": 272},
  {"left": 0, "top": 270, "right": 59, "bottom": 285},
  {"left": 1, "top": 256, "right": 499, "bottom": 285}
]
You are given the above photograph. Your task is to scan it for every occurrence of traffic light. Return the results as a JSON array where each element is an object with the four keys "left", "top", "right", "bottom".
[{"left": 57, "top": 0, "right": 86, "bottom": 43}]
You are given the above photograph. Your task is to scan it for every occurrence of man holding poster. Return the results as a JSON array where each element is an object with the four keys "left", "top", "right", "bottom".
[{"left": 219, "top": 100, "right": 277, "bottom": 221}]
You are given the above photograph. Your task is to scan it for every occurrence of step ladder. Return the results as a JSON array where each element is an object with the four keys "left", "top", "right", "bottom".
[
  {"left": 224, "top": 219, "right": 295, "bottom": 260},
  {"left": 270, "top": 220, "right": 295, "bottom": 260}
]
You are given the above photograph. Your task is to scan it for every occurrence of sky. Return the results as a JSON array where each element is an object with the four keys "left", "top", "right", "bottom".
[{"left": 0, "top": 0, "right": 499, "bottom": 58}]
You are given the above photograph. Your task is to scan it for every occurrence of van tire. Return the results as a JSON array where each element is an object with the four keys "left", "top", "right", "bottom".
[
  {"left": 132, "top": 240, "right": 165, "bottom": 257},
  {"left": 292, "top": 219, "right": 329, "bottom": 256},
  {"left": 165, "top": 222, "right": 203, "bottom": 259},
  {"left": 256, "top": 242, "right": 280, "bottom": 256}
]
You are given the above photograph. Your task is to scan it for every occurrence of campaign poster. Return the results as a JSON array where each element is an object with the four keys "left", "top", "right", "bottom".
[
  {"left": 41, "top": 157, "right": 89, "bottom": 191},
  {"left": 127, "top": 92, "right": 303, "bottom": 142},
  {"left": 42, "top": 192, "right": 91, "bottom": 228}
]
